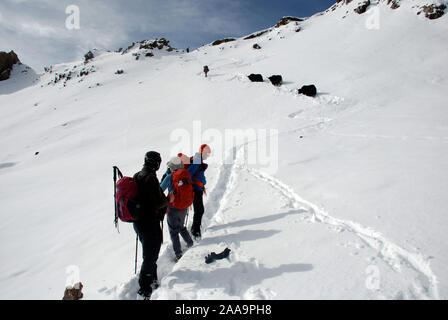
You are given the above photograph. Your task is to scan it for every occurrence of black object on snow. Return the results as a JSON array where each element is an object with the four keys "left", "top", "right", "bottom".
[
  {"left": 248, "top": 74, "right": 263, "bottom": 82},
  {"left": 268, "top": 75, "right": 283, "bottom": 86},
  {"left": 205, "top": 248, "right": 231, "bottom": 264},
  {"left": 298, "top": 84, "right": 317, "bottom": 97}
]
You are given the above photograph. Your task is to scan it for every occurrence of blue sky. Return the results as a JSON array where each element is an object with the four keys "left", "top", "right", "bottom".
[{"left": 0, "top": 0, "right": 336, "bottom": 71}]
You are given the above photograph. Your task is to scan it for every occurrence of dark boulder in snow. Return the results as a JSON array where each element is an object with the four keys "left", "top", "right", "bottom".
[
  {"left": 421, "top": 4, "right": 446, "bottom": 19},
  {"left": 387, "top": 0, "right": 400, "bottom": 9},
  {"left": 63, "top": 282, "right": 83, "bottom": 300},
  {"left": 298, "top": 85, "right": 317, "bottom": 97},
  {"left": 84, "top": 51, "right": 94, "bottom": 63},
  {"left": 268, "top": 75, "right": 283, "bottom": 86},
  {"left": 253, "top": 43, "right": 261, "bottom": 50},
  {"left": 248, "top": 74, "right": 264, "bottom": 82},
  {"left": 354, "top": 1, "right": 371, "bottom": 14},
  {"left": 0, "top": 51, "right": 20, "bottom": 81}
]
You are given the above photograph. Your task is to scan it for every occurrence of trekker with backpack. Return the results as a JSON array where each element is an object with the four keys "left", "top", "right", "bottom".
[
  {"left": 203, "top": 65, "right": 209, "bottom": 77},
  {"left": 132, "top": 151, "right": 169, "bottom": 299},
  {"left": 188, "top": 144, "right": 211, "bottom": 241},
  {"left": 160, "top": 156, "right": 194, "bottom": 261}
]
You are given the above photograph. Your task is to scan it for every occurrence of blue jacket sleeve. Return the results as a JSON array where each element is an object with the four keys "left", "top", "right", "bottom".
[{"left": 160, "top": 174, "right": 173, "bottom": 192}]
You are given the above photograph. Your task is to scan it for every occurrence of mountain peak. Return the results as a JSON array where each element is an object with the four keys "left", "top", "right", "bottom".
[{"left": 0, "top": 50, "right": 21, "bottom": 81}]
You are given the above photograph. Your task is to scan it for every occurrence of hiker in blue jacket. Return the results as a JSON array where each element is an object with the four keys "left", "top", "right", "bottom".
[{"left": 188, "top": 144, "right": 211, "bottom": 240}]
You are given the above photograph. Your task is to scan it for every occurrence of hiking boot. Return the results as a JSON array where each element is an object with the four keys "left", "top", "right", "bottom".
[
  {"left": 137, "top": 288, "right": 152, "bottom": 300},
  {"left": 175, "top": 254, "right": 183, "bottom": 262},
  {"left": 151, "top": 280, "right": 160, "bottom": 291},
  {"left": 193, "top": 234, "right": 202, "bottom": 241}
]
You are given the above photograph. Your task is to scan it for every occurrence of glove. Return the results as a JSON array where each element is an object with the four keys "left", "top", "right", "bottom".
[{"left": 205, "top": 248, "right": 231, "bottom": 264}]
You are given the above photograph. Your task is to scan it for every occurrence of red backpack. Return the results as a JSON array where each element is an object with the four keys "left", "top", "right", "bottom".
[
  {"left": 113, "top": 166, "right": 139, "bottom": 228},
  {"left": 170, "top": 169, "right": 194, "bottom": 210}
]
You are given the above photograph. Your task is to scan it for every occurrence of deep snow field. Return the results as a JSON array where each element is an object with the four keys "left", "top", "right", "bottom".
[{"left": 1, "top": 0, "right": 447, "bottom": 300}]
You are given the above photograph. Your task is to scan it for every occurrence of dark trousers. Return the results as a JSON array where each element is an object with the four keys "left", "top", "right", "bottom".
[
  {"left": 191, "top": 190, "right": 204, "bottom": 236},
  {"left": 167, "top": 207, "right": 193, "bottom": 256},
  {"left": 133, "top": 221, "right": 162, "bottom": 293}
]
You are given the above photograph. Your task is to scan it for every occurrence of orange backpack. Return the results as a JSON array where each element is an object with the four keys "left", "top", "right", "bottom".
[{"left": 170, "top": 169, "right": 194, "bottom": 210}]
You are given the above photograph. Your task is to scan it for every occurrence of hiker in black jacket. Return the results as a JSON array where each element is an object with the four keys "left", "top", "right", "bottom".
[{"left": 133, "top": 151, "right": 169, "bottom": 299}]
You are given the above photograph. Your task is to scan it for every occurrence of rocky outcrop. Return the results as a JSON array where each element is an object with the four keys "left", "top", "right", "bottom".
[
  {"left": 0, "top": 51, "right": 21, "bottom": 81},
  {"left": 139, "top": 38, "right": 171, "bottom": 50},
  {"left": 334, "top": 0, "right": 446, "bottom": 20},
  {"left": 420, "top": 4, "right": 446, "bottom": 19},
  {"left": 47, "top": 64, "right": 95, "bottom": 87},
  {"left": 244, "top": 30, "right": 269, "bottom": 40},
  {"left": 212, "top": 38, "right": 236, "bottom": 46},
  {"left": 122, "top": 38, "right": 176, "bottom": 56},
  {"left": 386, "top": 0, "right": 400, "bottom": 9},
  {"left": 275, "top": 16, "right": 304, "bottom": 28},
  {"left": 84, "top": 51, "right": 94, "bottom": 63}
]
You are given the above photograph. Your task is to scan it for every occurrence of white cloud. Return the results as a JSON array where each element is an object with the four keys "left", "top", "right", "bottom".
[{"left": 0, "top": 0, "right": 250, "bottom": 70}]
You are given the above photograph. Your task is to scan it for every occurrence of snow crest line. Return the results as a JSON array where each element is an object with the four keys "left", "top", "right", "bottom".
[
  {"left": 245, "top": 167, "right": 440, "bottom": 300},
  {"left": 203, "top": 146, "right": 239, "bottom": 228}
]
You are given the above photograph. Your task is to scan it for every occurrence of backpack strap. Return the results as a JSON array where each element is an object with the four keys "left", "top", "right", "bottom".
[{"left": 113, "top": 166, "right": 123, "bottom": 232}]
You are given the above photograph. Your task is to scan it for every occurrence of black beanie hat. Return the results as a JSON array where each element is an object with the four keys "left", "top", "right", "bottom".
[{"left": 144, "top": 151, "right": 162, "bottom": 170}]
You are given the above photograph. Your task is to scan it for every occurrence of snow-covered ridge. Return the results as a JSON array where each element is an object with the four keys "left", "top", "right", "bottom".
[
  {"left": 330, "top": 0, "right": 447, "bottom": 19},
  {"left": 37, "top": 38, "right": 181, "bottom": 89}
]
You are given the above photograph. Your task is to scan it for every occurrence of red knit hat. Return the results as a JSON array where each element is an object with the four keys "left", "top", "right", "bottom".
[
  {"left": 177, "top": 153, "right": 191, "bottom": 165},
  {"left": 200, "top": 144, "right": 211, "bottom": 154}
]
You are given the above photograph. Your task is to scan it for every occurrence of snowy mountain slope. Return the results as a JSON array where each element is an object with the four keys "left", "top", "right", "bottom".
[
  {"left": 0, "top": 1, "right": 447, "bottom": 300},
  {"left": 0, "top": 63, "right": 39, "bottom": 95}
]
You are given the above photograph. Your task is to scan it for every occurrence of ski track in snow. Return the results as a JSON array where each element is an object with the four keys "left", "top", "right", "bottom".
[{"left": 244, "top": 166, "right": 440, "bottom": 300}]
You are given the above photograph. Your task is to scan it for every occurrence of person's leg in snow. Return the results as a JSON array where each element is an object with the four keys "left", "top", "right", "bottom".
[
  {"left": 167, "top": 207, "right": 193, "bottom": 260},
  {"left": 191, "top": 189, "right": 204, "bottom": 240},
  {"left": 133, "top": 222, "right": 162, "bottom": 298}
]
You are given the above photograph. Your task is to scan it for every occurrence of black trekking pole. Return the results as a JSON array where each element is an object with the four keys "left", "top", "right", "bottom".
[
  {"left": 135, "top": 235, "right": 138, "bottom": 275},
  {"left": 185, "top": 207, "right": 190, "bottom": 228},
  {"left": 113, "top": 166, "right": 119, "bottom": 233}
]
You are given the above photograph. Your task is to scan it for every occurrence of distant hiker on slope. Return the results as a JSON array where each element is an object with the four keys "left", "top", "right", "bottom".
[
  {"left": 133, "top": 151, "right": 169, "bottom": 299},
  {"left": 188, "top": 144, "right": 211, "bottom": 240},
  {"left": 160, "top": 155, "right": 194, "bottom": 261},
  {"left": 203, "top": 65, "right": 209, "bottom": 77}
]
